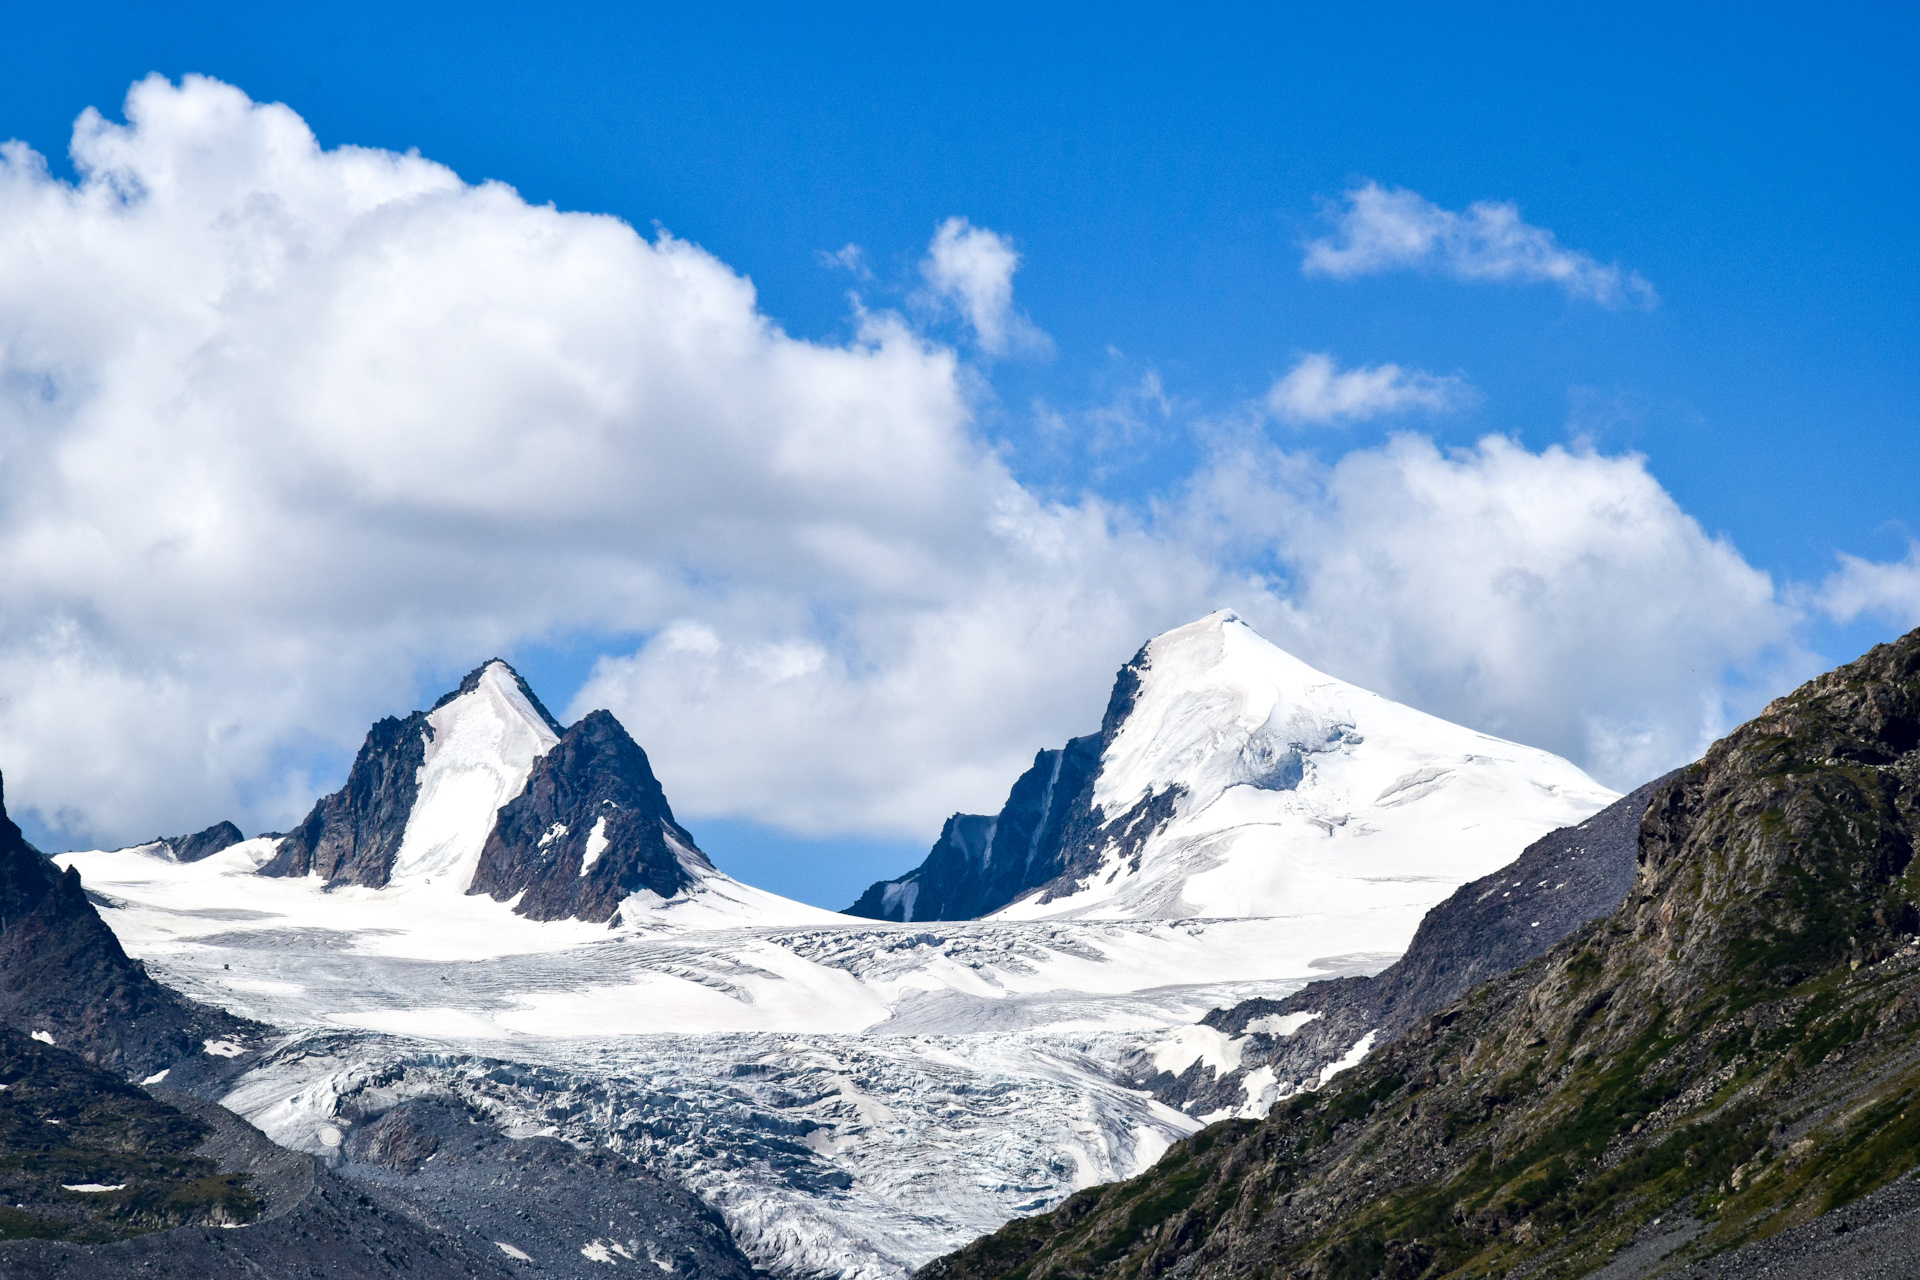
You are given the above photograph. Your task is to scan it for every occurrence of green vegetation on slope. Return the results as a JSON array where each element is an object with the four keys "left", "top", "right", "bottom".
[{"left": 0, "top": 1027, "right": 256, "bottom": 1242}]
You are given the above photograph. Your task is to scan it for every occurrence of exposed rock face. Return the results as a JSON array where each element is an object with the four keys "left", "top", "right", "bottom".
[
  {"left": 332, "top": 1095, "right": 759, "bottom": 1278},
  {"left": 923, "top": 628, "right": 1920, "bottom": 1280},
  {"left": 1145, "top": 769, "right": 1682, "bottom": 1119},
  {"left": 257, "top": 707, "right": 432, "bottom": 886},
  {"left": 469, "top": 709, "right": 708, "bottom": 923},
  {"left": 261, "top": 660, "right": 567, "bottom": 889},
  {"left": 0, "top": 776, "right": 257, "bottom": 1081},
  {"left": 257, "top": 659, "right": 724, "bottom": 924},
  {"left": 846, "top": 735, "right": 1103, "bottom": 921},
  {"left": 157, "top": 821, "right": 243, "bottom": 864}
]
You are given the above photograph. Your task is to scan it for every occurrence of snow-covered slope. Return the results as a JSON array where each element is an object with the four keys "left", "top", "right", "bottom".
[
  {"left": 1000, "top": 610, "right": 1616, "bottom": 919},
  {"left": 391, "top": 659, "right": 560, "bottom": 889},
  {"left": 854, "top": 611, "right": 1616, "bottom": 927}
]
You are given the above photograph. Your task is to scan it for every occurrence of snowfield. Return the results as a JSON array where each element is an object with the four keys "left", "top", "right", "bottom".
[{"left": 55, "top": 617, "right": 1617, "bottom": 1279}]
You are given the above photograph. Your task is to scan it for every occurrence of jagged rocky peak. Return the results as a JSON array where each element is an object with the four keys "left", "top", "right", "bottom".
[
  {"left": 470, "top": 709, "right": 710, "bottom": 923},
  {"left": 846, "top": 737, "right": 1100, "bottom": 921},
  {"left": 156, "top": 820, "right": 244, "bottom": 863},
  {"left": 259, "top": 659, "right": 714, "bottom": 925},
  {"left": 851, "top": 609, "right": 1615, "bottom": 926},
  {"left": 262, "top": 659, "right": 562, "bottom": 889}
]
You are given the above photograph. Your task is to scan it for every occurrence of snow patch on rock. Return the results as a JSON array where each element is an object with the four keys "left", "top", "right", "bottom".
[{"left": 1244, "top": 1011, "right": 1322, "bottom": 1037}]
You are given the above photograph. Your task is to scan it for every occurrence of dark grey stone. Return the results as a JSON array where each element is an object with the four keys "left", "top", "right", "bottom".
[
  {"left": 257, "top": 706, "right": 432, "bottom": 888},
  {"left": 157, "top": 821, "right": 244, "bottom": 864},
  {"left": 0, "top": 775, "right": 263, "bottom": 1084},
  {"left": 469, "top": 709, "right": 708, "bottom": 923},
  {"left": 846, "top": 642, "right": 1163, "bottom": 921}
]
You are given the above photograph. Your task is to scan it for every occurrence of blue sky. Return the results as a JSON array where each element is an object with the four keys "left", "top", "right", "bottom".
[{"left": 0, "top": 3, "right": 1916, "bottom": 905}]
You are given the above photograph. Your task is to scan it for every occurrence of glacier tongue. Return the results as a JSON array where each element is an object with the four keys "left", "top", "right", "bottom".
[{"left": 57, "top": 834, "right": 1384, "bottom": 1278}]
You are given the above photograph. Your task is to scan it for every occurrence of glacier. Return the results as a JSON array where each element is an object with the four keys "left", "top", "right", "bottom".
[{"left": 55, "top": 614, "right": 1617, "bottom": 1279}]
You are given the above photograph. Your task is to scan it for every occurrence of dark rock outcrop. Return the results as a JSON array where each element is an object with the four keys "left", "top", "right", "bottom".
[
  {"left": 847, "top": 643, "right": 1155, "bottom": 921},
  {"left": 847, "top": 736, "right": 1101, "bottom": 921},
  {"left": 331, "top": 1095, "right": 758, "bottom": 1277},
  {"left": 923, "top": 627, "right": 1920, "bottom": 1280},
  {"left": 1145, "top": 769, "right": 1681, "bottom": 1117},
  {"left": 157, "top": 821, "right": 243, "bottom": 864},
  {"left": 257, "top": 707, "right": 431, "bottom": 887},
  {"left": 469, "top": 710, "right": 708, "bottom": 923},
  {"left": 0, "top": 777, "right": 259, "bottom": 1082}
]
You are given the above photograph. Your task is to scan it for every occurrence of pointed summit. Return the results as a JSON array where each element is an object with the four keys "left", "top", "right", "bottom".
[
  {"left": 263, "top": 659, "right": 562, "bottom": 890},
  {"left": 255, "top": 660, "right": 744, "bottom": 925}
]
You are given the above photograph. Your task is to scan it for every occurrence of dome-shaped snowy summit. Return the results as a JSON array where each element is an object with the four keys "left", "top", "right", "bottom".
[{"left": 854, "top": 610, "right": 1617, "bottom": 927}]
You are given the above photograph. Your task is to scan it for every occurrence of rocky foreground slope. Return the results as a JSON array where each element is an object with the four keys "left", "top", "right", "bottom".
[
  {"left": 924, "top": 627, "right": 1920, "bottom": 1279},
  {"left": 0, "top": 775, "right": 260, "bottom": 1084}
]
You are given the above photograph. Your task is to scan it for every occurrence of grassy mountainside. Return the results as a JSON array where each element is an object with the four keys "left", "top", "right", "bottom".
[
  {"left": 0, "top": 1026, "right": 256, "bottom": 1242},
  {"left": 924, "top": 628, "right": 1920, "bottom": 1280}
]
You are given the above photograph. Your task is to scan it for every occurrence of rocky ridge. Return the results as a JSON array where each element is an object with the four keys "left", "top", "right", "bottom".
[
  {"left": 847, "top": 731, "right": 1104, "bottom": 921},
  {"left": 0, "top": 774, "right": 261, "bottom": 1083},
  {"left": 921, "top": 626, "right": 1920, "bottom": 1280},
  {"left": 262, "top": 659, "right": 711, "bottom": 923},
  {"left": 470, "top": 709, "right": 706, "bottom": 923},
  {"left": 261, "top": 660, "right": 565, "bottom": 888}
]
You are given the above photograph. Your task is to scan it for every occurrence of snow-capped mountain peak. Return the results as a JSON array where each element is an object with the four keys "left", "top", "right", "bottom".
[
  {"left": 386, "top": 659, "right": 562, "bottom": 890},
  {"left": 240, "top": 658, "right": 837, "bottom": 932},
  {"left": 852, "top": 609, "right": 1617, "bottom": 927},
  {"left": 1000, "top": 609, "right": 1616, "bottom": 921},
  {"left": 1091, "top": 609, "right": 1358, "bottom": 815}
]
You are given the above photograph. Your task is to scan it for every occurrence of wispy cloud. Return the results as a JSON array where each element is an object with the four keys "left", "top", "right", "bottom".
[
  {"left": 817, "top": 242, "right": 872, "bottom": 280},
  {"left": 1266, "top": 353, "right": 1471, "bottom": 425},
  {"left": 919, "top": 216, "right": 1051, "bottom": 356},
  {"left": 1303, "top": 181, "right": 1658, "bottom": 308},
  {"left": 1818, "top": 542, "right": 1920, "bottom": 627}
]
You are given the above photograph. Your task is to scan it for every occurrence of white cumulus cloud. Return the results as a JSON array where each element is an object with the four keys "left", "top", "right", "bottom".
[
  {"left": 918, "top": 216, "right": 1050, "bottom": 356},
  {"left": 1181, "top": 434, "right": 1801, "bottom": 788},
  {"left": 1266, "top": 353, "right": 1471, "bottom": 424},
  {"left": 1303, "top": 181, "right": 1658, "bottom": 308},
  {"left": 0, "top": 74, "right": 1816, "bottom": 855},
  {"left": 0, "top": 74, "right": 1007, "bottom": 841}
]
